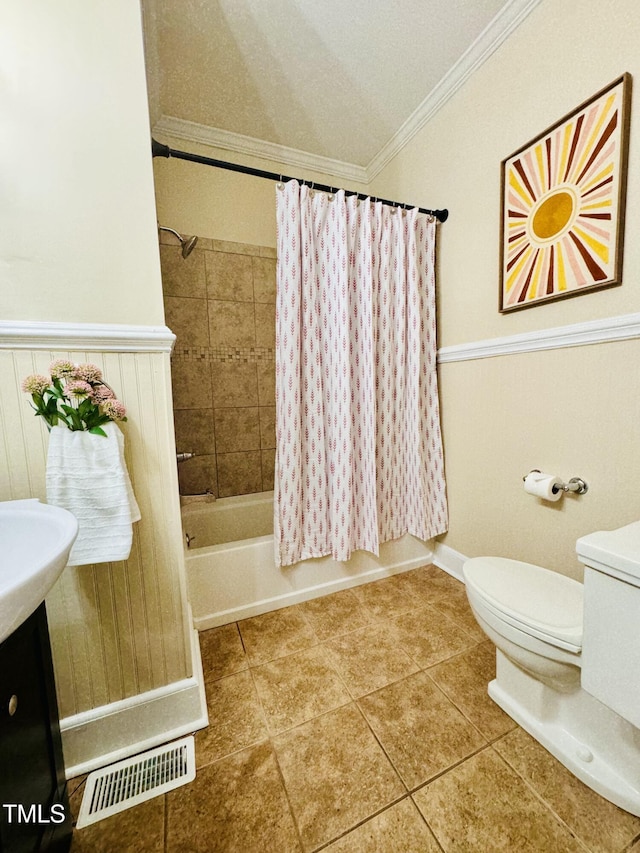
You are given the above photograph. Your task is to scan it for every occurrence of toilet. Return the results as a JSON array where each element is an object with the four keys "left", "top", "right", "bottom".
[{"left": 463, "top": 521, "right": 640, "bottom": 816}]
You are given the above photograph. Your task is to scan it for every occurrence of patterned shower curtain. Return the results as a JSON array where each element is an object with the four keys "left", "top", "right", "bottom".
[{"left": 274, "top": 180, "right": 448, "bottom": 567}]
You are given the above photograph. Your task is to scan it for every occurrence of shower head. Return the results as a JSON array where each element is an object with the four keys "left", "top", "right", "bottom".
[
  {"left": 181, "top": 234, "right": 198, "bottom": 258},
  {"left": 158, "top": 226, "right": 199, "bottom": 259}
]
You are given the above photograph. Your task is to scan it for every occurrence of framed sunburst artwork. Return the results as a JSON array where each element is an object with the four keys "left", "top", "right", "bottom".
[{"left": 499, "top": 74, "right": 631, "bottom": 313}]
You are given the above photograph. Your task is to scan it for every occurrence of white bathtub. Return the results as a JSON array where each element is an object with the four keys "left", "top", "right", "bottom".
[{"left": 182, "top": 490, "right": 435, "bottom": 630}]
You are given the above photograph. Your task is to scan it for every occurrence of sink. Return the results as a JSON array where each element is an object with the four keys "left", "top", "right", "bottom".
[{"left": 0, "top": 499, "right": 78, "bottom": 645}]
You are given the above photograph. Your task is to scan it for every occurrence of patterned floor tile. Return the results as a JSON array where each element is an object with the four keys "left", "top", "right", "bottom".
[
  {"left": 324, "top": 622, "right": 419, "bottom": 698},
  {"left": 195, "top": 670, "right": 268, "bottom": 767},
  {"left": 273, "top": 703, "right": 404, "bottom": 850},
  {"left": 428, "top": 641, "right": 516, "bottom": 740},
  {"left": 413, "top": 747, "right": 588, "bottom": 853},
  {"left": 166, "top": 742, "right": 302, "bottom": 852},
  {"left": 358, "top": 670, "right": 486, "bottom": 788},
  {"left": 238, "top": 606, "right": 318, "bottom": 665},
  {"left": 251, "top": 645, "right": 351, "bottom": 734}
]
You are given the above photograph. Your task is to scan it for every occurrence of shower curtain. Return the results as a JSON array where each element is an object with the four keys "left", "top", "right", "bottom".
[{"left": 274, "top": 180, "right": 448, "bottom": 567}]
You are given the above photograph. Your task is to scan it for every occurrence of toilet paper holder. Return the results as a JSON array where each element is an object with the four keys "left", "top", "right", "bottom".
[{"left": 523, "top": 470, "right": 589, "bottom": 495}]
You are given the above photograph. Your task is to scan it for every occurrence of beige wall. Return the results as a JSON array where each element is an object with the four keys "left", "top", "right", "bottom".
[
  {"left": 0, "top": 1, "right": 164, "bottom": 325},
  {"left": 151, "top": 0, "right": 640, "bottom": 579},
  {"left": 438, "top": 341, "right": 640, "bottom": 577},
  {"left": 152, "top": 135, "right": 369, "bottom": 247},
  {"left": 370, "top": 0, "right": 640, "bottom": 578},
  {"left": 0, "top": 0, "right": 192, "bottom": 731},
  {"left": 154, "top": 146, "right": 279, "bottom": 249}
]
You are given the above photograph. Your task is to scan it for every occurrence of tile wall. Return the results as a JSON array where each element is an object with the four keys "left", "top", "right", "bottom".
[{"left": 160, "top": 234, "right": 276, "bottom": 498}]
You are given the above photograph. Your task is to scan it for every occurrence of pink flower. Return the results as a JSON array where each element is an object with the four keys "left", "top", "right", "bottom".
[
  {"left": 22, "top": 366, "right": 129, "bottom": 433},
  {"left": 75, "top": 363, "right": 103, "bottom": 383},
  {"left": 100, "top": 399, "right": 127, "bottom": 421},
  {"left": 50, "top": 359, "right": 77, "bottom": 379},
  {"left": 64, "top": 379, "right": 93, "bottom": 398},
  {"left": 21, "top": 374, "right": 50, "bottom": 395},
  {"left": 91, "top": 383, "right": 116, "bottom": 403}
]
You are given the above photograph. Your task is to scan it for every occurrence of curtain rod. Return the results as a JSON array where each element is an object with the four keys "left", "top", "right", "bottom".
[{"left": 151, "top": 139, "right": 448, "bottom": 223}]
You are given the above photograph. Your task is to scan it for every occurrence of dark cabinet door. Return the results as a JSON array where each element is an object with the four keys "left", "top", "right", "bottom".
[{"left": 0, "top": 605, "right": 71, "bottom": 853}]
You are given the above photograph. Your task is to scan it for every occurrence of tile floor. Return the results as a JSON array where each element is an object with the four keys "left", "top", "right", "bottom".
[{"left": 69, "top": 564, "right": 640, "bottom": 852}]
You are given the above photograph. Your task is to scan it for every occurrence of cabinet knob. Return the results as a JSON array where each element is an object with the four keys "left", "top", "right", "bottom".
[{"left": 8, "top": 695, "right": 18, "bottom": 716}]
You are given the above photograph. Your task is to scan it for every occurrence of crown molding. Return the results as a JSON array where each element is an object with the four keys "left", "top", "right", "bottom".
[
  {"left": 437, "top": 313, "right": 640, "bottom": 363},
  {"left": 0, "top": 321, "right": 176, "bottom": 353},
  {"left": 152, "top": 0, "right": 540, "bottom": 188},
  {"left": 366, "top": 0, "right": 543, "bottom": 180},
  {"left": 153, "top": 115, "right": 369, "bottom": 185}
]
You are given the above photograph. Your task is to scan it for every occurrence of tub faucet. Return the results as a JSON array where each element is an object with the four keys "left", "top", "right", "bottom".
[{"left": 176, "top": 451, "right": 196, "bottom": 463}]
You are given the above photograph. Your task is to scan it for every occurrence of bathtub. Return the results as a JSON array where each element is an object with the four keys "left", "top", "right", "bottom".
[{"left": 182, "top": 491, "right": 435, "bottom": 630}]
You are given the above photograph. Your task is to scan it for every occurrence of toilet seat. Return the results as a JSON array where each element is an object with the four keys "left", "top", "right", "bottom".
[
  {"left": 460, "top": 537, "right": 640, "bottom": 817},
  {"left": 464, "top": 557, "right": 583, "bottom": 653}
]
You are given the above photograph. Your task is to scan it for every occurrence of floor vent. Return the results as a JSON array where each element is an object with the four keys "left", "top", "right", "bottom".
[{"left": 76, "top": 736, "right": 195, "bottom": 829}]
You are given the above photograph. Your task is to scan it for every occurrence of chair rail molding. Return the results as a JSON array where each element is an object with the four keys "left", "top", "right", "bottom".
[
  {"left": 0, "top": 321, "right": 176, "bottom": 353},
  {"left": 437, "top": 313, "right": 640, "bottom": 363}
]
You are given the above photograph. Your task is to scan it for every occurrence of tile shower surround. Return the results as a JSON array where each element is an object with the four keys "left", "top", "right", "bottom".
[
  {"left": 160, "top": 233, "right": 276, "bottom": 498},
  {"left": 68, "top": 565, "right": 640, "bottom": 852}
]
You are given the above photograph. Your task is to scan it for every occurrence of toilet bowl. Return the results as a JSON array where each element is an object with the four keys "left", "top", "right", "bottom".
[
  {"left": 463, "top": 524, "right": 640, "bottom": 817},
  {"left": 464, "top": 556, "right": 582, "bottom": 689}
]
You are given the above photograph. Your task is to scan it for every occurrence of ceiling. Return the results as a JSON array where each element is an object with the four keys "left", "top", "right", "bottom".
[{"left": 142, "top": 0, "right": 536, "bottom": 178}]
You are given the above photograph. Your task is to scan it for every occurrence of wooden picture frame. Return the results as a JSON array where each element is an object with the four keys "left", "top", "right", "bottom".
[{"left": 499, "top": 73, "right": 631, "bottom": 313}]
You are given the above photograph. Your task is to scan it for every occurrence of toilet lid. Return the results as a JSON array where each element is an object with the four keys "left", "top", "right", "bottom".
[{"left": 463, "top": 557, "right": 583, "bottom": 650}]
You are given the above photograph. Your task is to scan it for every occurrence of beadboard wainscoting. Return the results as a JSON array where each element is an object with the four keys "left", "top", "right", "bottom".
[{"left": 0, "top": 322, "right": 207, "bottom": 773}]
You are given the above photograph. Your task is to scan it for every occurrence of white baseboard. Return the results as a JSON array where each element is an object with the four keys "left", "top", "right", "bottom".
[
  {"left": 433, "top": 540, "right": 468, "bottom": 582},
  {"left": 61, "top": 624, "right": 208, "bottom": 778}
]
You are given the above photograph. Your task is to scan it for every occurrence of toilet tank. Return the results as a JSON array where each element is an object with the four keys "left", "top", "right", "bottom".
[{"left": 577, "top": 521, "right": 640, "bottom": 729}]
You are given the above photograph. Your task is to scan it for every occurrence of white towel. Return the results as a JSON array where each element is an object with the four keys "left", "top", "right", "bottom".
[{"left": 46, "top": 422, "right": 141, "bottom": 567}]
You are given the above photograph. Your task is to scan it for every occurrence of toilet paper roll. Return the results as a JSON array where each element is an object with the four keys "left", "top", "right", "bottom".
[{"left": 523, "top": 471, "right": 563, "bottom": 502}]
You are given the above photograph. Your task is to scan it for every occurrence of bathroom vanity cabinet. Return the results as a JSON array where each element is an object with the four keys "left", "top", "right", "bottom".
[{"left": 0, "top": 604, "right": 71, "bottom": 853}]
